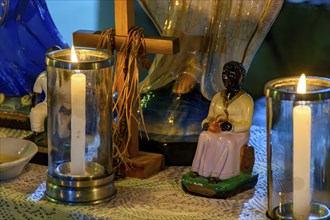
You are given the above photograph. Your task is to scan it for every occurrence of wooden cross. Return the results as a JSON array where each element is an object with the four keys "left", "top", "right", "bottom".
[{"left": 73, "top": 0, "right": 179, "bottom": 178}]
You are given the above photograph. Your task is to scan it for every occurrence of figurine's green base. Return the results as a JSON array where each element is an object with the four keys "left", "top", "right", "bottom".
[{"left": 181, "top": 171, "right": 258, "bottom": 199}]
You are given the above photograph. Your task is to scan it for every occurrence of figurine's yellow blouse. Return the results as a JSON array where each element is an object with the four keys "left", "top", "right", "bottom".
[{"left": 202, "top": 91, "right": 254, "bottom": 132}]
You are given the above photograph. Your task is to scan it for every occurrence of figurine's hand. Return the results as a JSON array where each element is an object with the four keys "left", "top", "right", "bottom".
[
  {"left": 220, "top": 121, "right": 232, "bottom": 131},
  {"left": 202, "top": 123, "right": 209, "bottom": 131},
  {"left": 172, "top": 74, "right": 197, "bottom": 94},
  {"left": 208, "top": 120, "right": 222, "bottom": 133}
]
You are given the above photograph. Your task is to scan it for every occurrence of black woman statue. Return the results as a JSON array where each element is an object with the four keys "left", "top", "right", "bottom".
[{"left": 181, "top": 61, "right": 257, "bottom": 199}]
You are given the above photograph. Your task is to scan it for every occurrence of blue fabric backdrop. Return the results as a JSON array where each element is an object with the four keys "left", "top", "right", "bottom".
[{"left": 0, "top": 0, "right": 67, "bottom": 97}]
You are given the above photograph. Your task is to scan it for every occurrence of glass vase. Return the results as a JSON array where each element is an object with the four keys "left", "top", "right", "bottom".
[
  {"left": 45, "top": 47, "right": 116, "bottom": 204},
  {"left": 265, "top": 76, "right": 330, "bottom": 219}
]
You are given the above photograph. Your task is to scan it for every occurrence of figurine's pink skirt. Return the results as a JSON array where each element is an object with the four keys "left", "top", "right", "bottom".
[{"left": 191, "top": 130, "right": 250, "bottom": 180}]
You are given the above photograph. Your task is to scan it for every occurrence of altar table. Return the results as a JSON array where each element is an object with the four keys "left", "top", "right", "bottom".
[{"left": 0, "top": 126, "right": 268, "bottom": 220}]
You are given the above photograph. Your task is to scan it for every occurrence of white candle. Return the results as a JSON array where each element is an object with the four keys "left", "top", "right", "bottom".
[
  {"left": 293, "top": 74, "right": 311, "bottom": 218},
  {"left": 70, "top": 46, "right": 86, "bottom": 176}
]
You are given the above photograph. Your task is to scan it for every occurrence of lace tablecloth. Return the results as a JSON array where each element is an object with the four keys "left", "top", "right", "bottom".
[{"left": 0, "top": 126, "right": 268, "bottom": 220}]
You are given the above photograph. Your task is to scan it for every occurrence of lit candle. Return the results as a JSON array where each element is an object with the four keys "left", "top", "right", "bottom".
[
  {"left": 293, "top": 74, "right": 311, "bottom": 218},
  {"left": 70, "top": 46, "right": 86, "bottom": 175}
]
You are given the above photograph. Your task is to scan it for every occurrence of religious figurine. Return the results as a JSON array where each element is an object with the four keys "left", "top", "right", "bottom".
[
  {"left": 138, "top": 0, "right": 284, "bottom": 165},
  {"left": 24, "top": 46, "right": 65, "bottom": 147},
  {"left": 30, "top": 71, "right": 47, "bottom": 134},
  {"left": 181, "top": 61, "right": 257, "bottom": 198}
]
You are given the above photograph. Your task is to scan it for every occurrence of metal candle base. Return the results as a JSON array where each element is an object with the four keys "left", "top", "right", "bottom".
[
  {"left": 54, "top": 161, "right": 105, "bottom": 178},
  {"left": 46, "top": 162, "right": 116, "bottom": 205},
  {"left": 267, "top": 203, "right": 330, "bottom": 220}
]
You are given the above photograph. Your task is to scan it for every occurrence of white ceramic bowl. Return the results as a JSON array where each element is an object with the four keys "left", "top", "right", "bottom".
[{"left": 0, "top": 137, "right": 38, "bottom": 180}]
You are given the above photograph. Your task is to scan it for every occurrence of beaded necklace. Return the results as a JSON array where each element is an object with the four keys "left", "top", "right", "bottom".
[{"left": 220, "top": 90, "right": 245, "bottom": 121}]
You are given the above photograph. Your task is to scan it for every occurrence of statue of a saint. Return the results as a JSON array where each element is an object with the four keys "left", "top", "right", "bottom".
[{"left": 138, "top": 0, "right": 284, "bottom": 165}]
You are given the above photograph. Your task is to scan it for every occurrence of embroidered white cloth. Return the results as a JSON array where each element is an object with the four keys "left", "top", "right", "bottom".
[{"left": 0, "top": 126, "right": 268, "bottom": 219}]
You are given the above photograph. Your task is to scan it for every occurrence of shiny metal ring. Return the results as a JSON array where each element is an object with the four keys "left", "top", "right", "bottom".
[
  {"left": 264, "top": 76, "right": 330, "bottom": 101},
  {"left": 46, "top": 48, "right": 113, "bottom": 70}
]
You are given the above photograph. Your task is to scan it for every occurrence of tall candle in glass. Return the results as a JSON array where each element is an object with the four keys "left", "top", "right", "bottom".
[
  {"left": 45, "top": 47, "right": 116, "bottom": 204},
  {"left": 70, "top": 46, "right": 86, "bottom": 176},
  {"left": 265, "top": 75, "right": 330, "bottom": 219}
]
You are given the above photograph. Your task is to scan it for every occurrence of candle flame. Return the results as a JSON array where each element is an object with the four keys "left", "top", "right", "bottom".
[
  {"left": 71, "top": 45, "right": 78, "bottom": 62},
  {"left": 297, "top": 74, "right": 306, "bottom": 94}
]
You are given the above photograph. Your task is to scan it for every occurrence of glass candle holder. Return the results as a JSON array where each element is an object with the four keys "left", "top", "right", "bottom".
[
  {"left": 265, "top": 76, "right": 330, "bottom": 219},
  {"left": 45, "top": 47, "right": 116, "bottom": 204}
]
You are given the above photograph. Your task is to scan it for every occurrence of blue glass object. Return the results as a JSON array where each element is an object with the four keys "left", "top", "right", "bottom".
[
  {"left": 140, "top": 82, "right": 210, "bottom": 142},
  {"left": 0, "top": 0, "right": 68, "bottom": 97}
]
